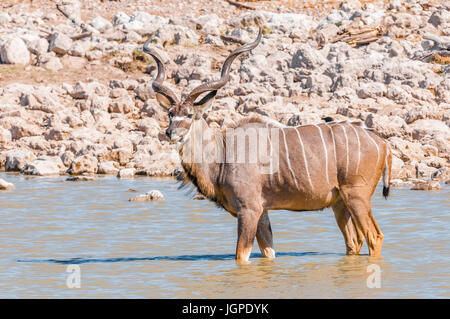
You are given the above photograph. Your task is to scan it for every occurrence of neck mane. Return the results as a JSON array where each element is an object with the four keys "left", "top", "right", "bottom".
[
  {"left": 177, "top": 115, "right": 284, "bottom": 202},
  {"left": 178, "top": 118, "right": 224, "bottom": 202}
]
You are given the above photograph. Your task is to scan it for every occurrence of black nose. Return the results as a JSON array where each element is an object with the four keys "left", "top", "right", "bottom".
[{"left": 165, "top": 130, "right": 171, "bottom": 139}]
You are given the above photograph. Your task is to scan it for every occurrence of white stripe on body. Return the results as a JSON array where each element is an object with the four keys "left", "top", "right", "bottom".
[
  {"left": 295, "top": 128, "right": 314, "bottom": 191},
  {"left": 342, "top": 125, "right": 349, "bottom": 178},
  {"left": 326, "top": 124, "right": 337, "bottom": 171},
  {"left": 315, "top": 125, "right": 330, "bottom": 186},
  {"left": 362, "top": 128, "right": 380, "bottom": 181},
  {"left": 282, "top": 129, "right": 300, "bottom": 190},
  {"left": 266, "top": 124, "right": 274, "bottom": 188},
  {"left": 350, "top": 125, "right": 361, "bottom": 174}
]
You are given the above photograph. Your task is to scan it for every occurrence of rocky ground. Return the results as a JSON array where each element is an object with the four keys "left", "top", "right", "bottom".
[{"left": 0, "top": 0, "right": 449, "bottom": 190}]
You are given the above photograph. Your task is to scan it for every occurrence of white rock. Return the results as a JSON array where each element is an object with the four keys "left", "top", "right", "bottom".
[
  {"left": 48, "top": 33, "right": 73, "bottom": 55},
  {"left": 356, "top": 82, "right": 387, "bottom": 99},
  {"left": 5, "top": 149, "right": 36, "bottom": 172},
  {"left": 118, "top": 168, "right": 136, "bottom": 178},
  {"left": 129, "top": 12, "right": 168, "bottom": 26},
  {"left": 43, "top": 57, "right": 63, "bottom": 72},
  {"left": 22, "top": 158, "right": 61, "bottom": 176},
  {"left": 267, "top": 13, "right": 317, "bottom": 34},
  {"left": 89, "top": 16, "right": 113, "bottom": 33},
  {"left": 365, "top": 114, "right": 411, "bottom": 138},
  {"left": 409, "top": 119, "right": 450, "bottom": 140},
  {"left": 113, "top": 11, "right": 130, "bottom": 25},
  {"left": 0, "top": 37, "right": 30, "bottom": 65},
  {"left": 27, "top": 38, "right": 49, "bottom": 56},
  {"left": 0, "top": 128, "right": 12, "bottom": 143},
  {"left": 0, "top": 178, "right": 15, "bottom": 191},
  {"left": 69, "top": 155, "right": 98, "bottom": 174},
  {"left": 411, "top": 180, "right": 442, "bottom": 191},
  {"left": 98, "top": 161, "right": 119, "bottom": 175},
  {"left": 0, "top": 12, "right": 12, "bottom": 26},
  {"left": 129, "top": 190, "right": 164, "bottom": 202},
  {"left": 291, "top": 44, "right": 327, "bottom": 69},
  {"left": 57, "top": 0, "right": 82, "bottom": 23},
  {"left": 195, "top": 14, "right": 223, "bottom": 35}
]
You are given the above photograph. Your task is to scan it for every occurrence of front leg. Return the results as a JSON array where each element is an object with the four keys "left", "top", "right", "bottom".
[
  {"left": 256, "top": 210, "right": 275, "bottom": 259},
  {"left": 235, "top": 209, "right": 261, "bottom": 263}
]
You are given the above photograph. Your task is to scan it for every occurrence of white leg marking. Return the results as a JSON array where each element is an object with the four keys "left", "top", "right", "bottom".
[
  {"left": 342, "top": 125, "right": 349, "bottom": 178},
  {"left": 295, "top": 128, "right": 314, "bottom": 191},
  {"left": 282, "top": 129, "right": 299, "bottom": 190},
  {"left": 315, "top": 125, "right": 329, "bottom": 186},
  {"left": 350, "top": 125, "right": 361, "bottom": 175}
]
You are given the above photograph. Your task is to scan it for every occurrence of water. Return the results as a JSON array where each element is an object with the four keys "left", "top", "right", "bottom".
[{"left": 0, "top": 172, "right": 448, "bottom": 298}]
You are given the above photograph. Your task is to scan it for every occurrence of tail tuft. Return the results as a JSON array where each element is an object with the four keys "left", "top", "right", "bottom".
[
  {"left": 382, "top": 186, "right": 390, "bottom": 199},
  {"left": 382, "top": 145, "right": 392, "bottom": 200}
]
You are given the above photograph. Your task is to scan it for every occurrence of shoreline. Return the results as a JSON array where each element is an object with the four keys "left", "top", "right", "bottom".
[{"left": 0, "top": 0, "right": 449, "bottom": 190}]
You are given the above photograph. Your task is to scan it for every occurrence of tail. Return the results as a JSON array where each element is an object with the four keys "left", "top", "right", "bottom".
[{"left": 382, "top": 145, "right": 392, "bottom": 199}]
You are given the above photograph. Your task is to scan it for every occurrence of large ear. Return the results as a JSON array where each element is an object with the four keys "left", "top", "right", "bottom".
[
  {"left": 156, "top": 93, "right": 174, "bottom": 110},
  {"left": 193, "top": 90, "right": 217, "bottom": 119}
]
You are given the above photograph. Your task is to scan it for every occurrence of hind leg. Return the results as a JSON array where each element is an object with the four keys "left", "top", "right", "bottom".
[
  {"left": 339, "top": 187, "right": 384, "bottom": 256},
  {"left": 332, "top": 198, "right": 364, "bottom": 255},
  {"left": 256, "top": 210, "right": 275, "bottom": 259}
]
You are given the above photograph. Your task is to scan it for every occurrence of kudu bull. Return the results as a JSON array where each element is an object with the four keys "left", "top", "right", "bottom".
[{"left": 143, "top": 29, "right": 392, "bottom": 263}]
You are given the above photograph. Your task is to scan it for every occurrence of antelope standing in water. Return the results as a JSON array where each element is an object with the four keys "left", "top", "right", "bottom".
[{"left": 143, "top": 29, "right": 392, "bottom": 263}]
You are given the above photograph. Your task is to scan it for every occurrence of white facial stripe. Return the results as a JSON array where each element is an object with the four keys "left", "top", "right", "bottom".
[
  {"left": 172, "top": 116, "right": 185, "bottom": 121},
  {"left": 315, "top": 125, "right": 329, "bottom": 186},
  {"left": 282, "top": 129, "right": 299, "bottom": 190},
  {"left": 295, "top": 128, "right": 314, "bottom": 191}
]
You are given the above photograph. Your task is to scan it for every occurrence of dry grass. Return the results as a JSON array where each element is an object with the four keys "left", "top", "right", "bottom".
[{"left": 432, "top": 54, "right": 450, "bottom": 65}]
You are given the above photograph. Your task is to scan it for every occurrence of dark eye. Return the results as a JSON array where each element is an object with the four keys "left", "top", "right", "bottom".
[
  {"left": 168, "top": 112, "right": 174, "bottom": 119},
  {"left": 187, "top": 114, "right": 193, "bottom": 119}
]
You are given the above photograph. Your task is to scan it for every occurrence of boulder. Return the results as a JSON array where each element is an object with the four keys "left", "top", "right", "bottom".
[
  {"left": 291, "top": 44, "right": 327, "bottom": 69},
  {"left": 43, "top": 57, "right": 63, "bottom": 72},
  {"left": 113, "top": 11, "right": 130, "bottom": 25},
  {"left": 0, "top": 128, "right": 12, "bottom": 144},
  {"left": 118, "top": 168, "right": 136, "bottom": 178},
  {"left": 0, "top": 12, "right": 12, "bottom": 26},
  {"left": 195, "top": 14, "right": 223, "bottom": 35},
  {"left": 0, "top": 37, "right": 30, "bottom": 65},
  {"left": 98, "top": 161, "right": 119, "bottom": 175},
  {"left": 27, "top": 38, "right": 49, "bottom": 56},
  {"left": 89, "top": 16, "right": 113, "bottom": 33},
  {"left": 0, "top": 178, "right": 15, "bottom": 191},
  {"left": 365, "top": 114, "right": 411, "bottom": 138},
  {"left": 69, "top": 155, "right": 98, "bottom": 174},
  {"left": 409, "top": 119, "right": 450, "bottom": 140},
  {"left": 5, "top": 149, "right": 36, "bottom": 172},
  {"left": 129, "top": 190, "right": 165, "bottom": 202},
  {"left": 267, "top": 13, "right": 316, "bottom": 34},
  {"left": 66, "top": 175, "right": 97, "bottom": 182},
  {"left": 411, "top": 180, "right": 442, "bottom": 191},
  {"left": 48, "top": 33, "right": 73, "bottom": 55},
  {"left": 22, "top": 158, "right": 63, "bottom": 176}
]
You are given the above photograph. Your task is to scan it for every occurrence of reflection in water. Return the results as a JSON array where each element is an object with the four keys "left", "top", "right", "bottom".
[{"left": 0, "top": 173, "right": 449, "bottom": 298}]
